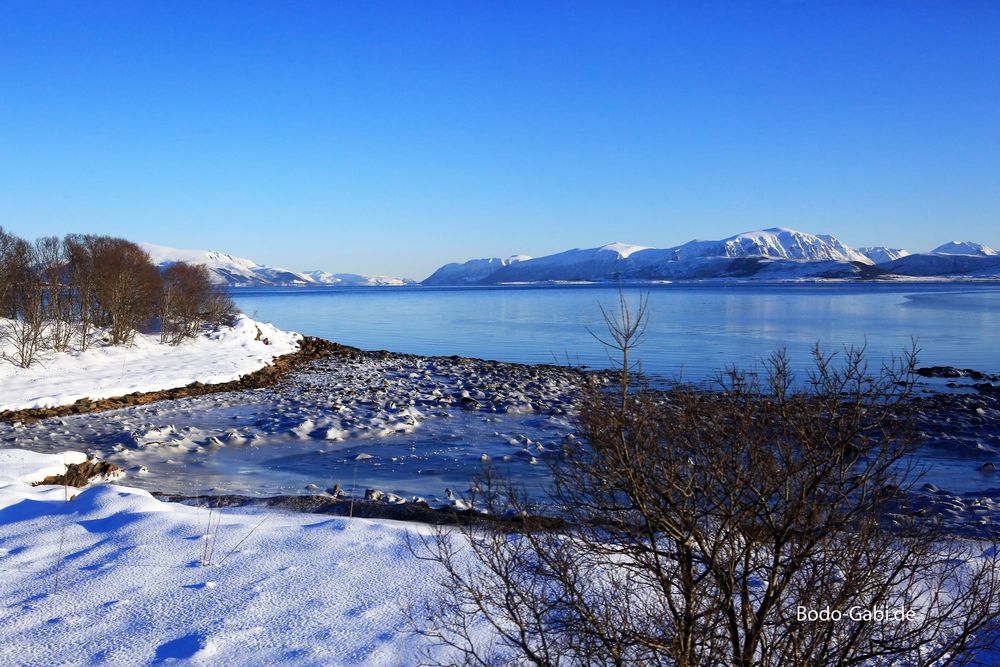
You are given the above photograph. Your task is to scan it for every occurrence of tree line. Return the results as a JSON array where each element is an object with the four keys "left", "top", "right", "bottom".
[{"left": 0, "top": 226, "right": 235, "bottom": 368}]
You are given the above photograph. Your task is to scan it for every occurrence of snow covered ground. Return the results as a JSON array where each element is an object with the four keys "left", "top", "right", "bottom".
[
  {"left": 0, "top": 315, "right": 300, "bottom": 412},
  {"left": 0, "top": 449, "right": 464, "bottom": 665}
]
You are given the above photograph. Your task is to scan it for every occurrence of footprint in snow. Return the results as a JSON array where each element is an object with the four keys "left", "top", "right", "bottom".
[{"left": 153, "top": 632, "right": 212, "bottom": 663}]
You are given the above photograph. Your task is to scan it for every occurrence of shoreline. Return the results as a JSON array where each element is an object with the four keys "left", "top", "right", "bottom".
[
  {"left": 3, "top": 329, "right": 996, "bottom": 536},
  {"left": 0, "top": 335, "right": 343, "bottom": 424}
]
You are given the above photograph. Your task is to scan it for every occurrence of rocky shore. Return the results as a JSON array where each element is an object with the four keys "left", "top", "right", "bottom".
[{"left": 5, "top": 340, "right": 998, "bottom": 537}]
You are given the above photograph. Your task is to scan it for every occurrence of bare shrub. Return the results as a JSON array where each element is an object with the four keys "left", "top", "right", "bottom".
[
  {"left": 414, "top": 296, "right": 1000, "bottom": 666},
  {"left": 159, "top": 261, "right": 233, "bottom": 344}
]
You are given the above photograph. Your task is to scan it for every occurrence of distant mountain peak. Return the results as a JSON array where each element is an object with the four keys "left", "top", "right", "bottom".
[{"left": 932, "top": 241, "right": 997, "bottom": 257}]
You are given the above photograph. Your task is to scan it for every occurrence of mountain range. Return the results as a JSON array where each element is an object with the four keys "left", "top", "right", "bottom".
[
  {"left": 422, "top": 228, "right": 1000, "bottom": 285},
  {"left": 142, "top": 229, "right": 1000, "bottom": 288},
  {"left": 141, "top": 243, "right": 413, "bottom": 287}
]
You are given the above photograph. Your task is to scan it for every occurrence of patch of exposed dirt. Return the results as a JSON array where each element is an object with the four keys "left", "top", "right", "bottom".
[{"left": 34, "top": 459, "right": 121, "bottom": 488}]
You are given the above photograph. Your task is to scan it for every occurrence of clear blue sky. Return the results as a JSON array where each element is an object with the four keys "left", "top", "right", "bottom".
[{"left": 1, "top": 1, "right": 997, "bottom": 279}]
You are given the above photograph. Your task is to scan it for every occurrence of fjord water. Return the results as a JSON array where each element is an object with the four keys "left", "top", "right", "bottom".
[{"left": 233, "top": 283, "right": 1000, "bottom": 379}]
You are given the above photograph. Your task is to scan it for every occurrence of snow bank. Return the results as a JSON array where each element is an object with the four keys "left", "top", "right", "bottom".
[
  {"left": 0, "top": 449, "right": 88, "bottom": 484},
  {"left": 0, "top": 315, "right": 300, "bottom": 411},
  {"left": 0, "top": 448, "right": 471, "bottom": 666}
]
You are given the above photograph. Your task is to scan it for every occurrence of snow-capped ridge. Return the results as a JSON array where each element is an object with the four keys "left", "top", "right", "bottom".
[
  {"left": 423, "top": 227, "right": 887, "bottom": 285},
  {"left": 672, "top": 228, "right": 872, "bottom": 264}
]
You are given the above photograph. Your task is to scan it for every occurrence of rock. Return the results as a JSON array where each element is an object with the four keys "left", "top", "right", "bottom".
[
  {"left": 305, "top": 483, "right": 319, "bottom": 491},
  {"left": 364, "top": 489, "right": 384, "bottom": 502},
  {"left": 980, "top": 462, "right": 997, "bottom": 472},
  {"left": 34, "top": 459, "right": 121, "bottom": 488},
  {"left": 916, "top": 366, "right": 986, "bottom": 381}
]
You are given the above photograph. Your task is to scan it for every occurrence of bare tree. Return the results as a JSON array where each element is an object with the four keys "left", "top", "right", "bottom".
[
  {"left": 589, "top": 288, "right": 649, "bottom": 406},
  {"left": 159, "top": 261, "right": 232, "bottom": 344},
  {"left": 0, "top": 237, "right": 46, "bottom": 368},
  {"left": 0, "top": 226, "right": 20, "bottom": 318},
  {"left": 36, "top": 236, "right": 75, "bottom": 352},
  {"left": 413, "top": 294, "right": 1000, "bottom": 666},
  {"left": 63, "top": 234, "right": 100, "bottom": 351},
  {"left": 91, "top": 237, "right": 161, "bottom": 345}
]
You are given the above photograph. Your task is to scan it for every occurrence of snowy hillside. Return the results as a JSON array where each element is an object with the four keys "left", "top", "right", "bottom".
[
  {"left": 141, "top": 243, "right": 410, "bottom": 287},
  {"left": 0, "top": 315, "right": 300, "bottom": 411},
  {"left": 422, "top": 228, "right": 1000, "bottom": 284},
  {"left": 931, "top": 241, "right": 998, "bottom": 256}
]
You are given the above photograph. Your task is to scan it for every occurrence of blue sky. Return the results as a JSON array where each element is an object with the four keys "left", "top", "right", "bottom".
[{"left": 1, "top": 1, "right": 998, "bottom": 279}]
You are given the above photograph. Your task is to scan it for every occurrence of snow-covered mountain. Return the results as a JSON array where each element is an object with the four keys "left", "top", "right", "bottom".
[
  {"left": 931, "top": 241, "right": 997, "bottom": 257},
  {"left": 856, "top": 246, "right": 911, "bottom": 264},
  {"left": 483, "top": 243, "right": 653, "bottom": 284},
  {"left": 421, "top": 229, "right": 1000, "bottom": 284},
  {"left": 669, "top": 228, "right": 873, "bottom": 264},
  {"left": 141, "top": 243, "right": 411, "bottom": 287},
  {"left": 423, "top": 229, "right": 877, "bottom": 284},
  {"left": 422, "top": 255, "right": 532, "bottom": 286}
]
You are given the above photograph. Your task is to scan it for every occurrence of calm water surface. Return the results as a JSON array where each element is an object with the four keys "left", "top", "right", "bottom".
[{"left": 233, "top": 283, "right": 1000, "bottom": 379}]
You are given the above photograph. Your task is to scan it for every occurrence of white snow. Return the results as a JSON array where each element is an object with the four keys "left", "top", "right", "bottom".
[
  {"left": 0, "top": 315, "right": 300, "bottom": 411},
  {"left": 0, "top": 449, "right": 468, "bottom": 666},
  {"left": 0, "top": 449, "right": 88, "bottom": 483}
]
